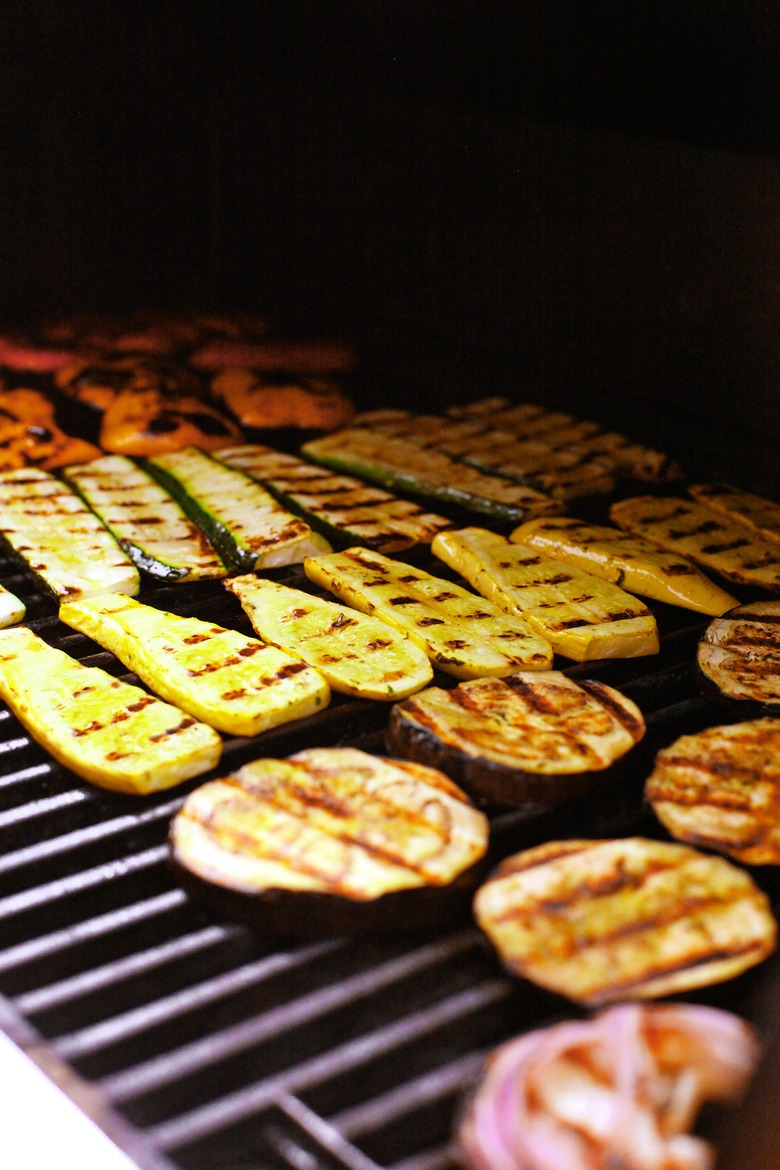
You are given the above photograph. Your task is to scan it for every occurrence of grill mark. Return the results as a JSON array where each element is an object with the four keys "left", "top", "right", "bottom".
[
  {"left": 576, "top": 678, "right": 644, "bottom": 739},
  {"left": 149, "top": 716, "right": 197, "bottom": 741},
  {"left": 584, "top": 940, "right": 770, "bottom": 1003},
  {"left": 700, "top": 539, "right": 751, "bottom": 554}
]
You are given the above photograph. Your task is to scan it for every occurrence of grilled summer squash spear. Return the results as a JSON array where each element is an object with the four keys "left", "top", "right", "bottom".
[
  {"left": 386, "top": 671, "right": 645, "bottom": 807},
  {"left": 303, "top": 546, "right": 553, "bottom": 679},
  {"left": 169, "top": 746, "right": 490, "bottom": 935},
  {"left": 511, "top": 515, "right": 738, "bottom": 616},
  {"left": 59, "top": 593, "right": 330, "bottom": 736},
  {"left": 432, "top": 527, "right": 659, "bottom": 661},
  {"left": 224, "top": 575, "right": 433, "bottom": 700},
  {"left": 474, "top": 837, "right": 777, "bottom": 1006},
  {"left": 0, "top": 466, "right": 140, "bottom": 599},
  {"left": 147, "top": 445, "right": 331, "bottom": 572},
  {"left": 0, "top": 626, "right": 221, "bottom": 793},
  {"left": 689, "top": 482, "right": 780, "bottom": 546},
  {"left": 64, "top": 454, "right": 228, "bottom": 581}
]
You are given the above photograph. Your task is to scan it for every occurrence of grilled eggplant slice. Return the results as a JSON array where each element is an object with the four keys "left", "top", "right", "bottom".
[
  {"left": 59, "top": 593, "right": 330, "bottom": 736},
  {"left": 216, "top": 442, "right": 452, "bottom": 552},
  {"left": 697, "top": 600, "right": 780, "bottom": 715},
  {"left": 512, "top": 515, "right": 738, "bottom": 615},
  {"left": 689, "top": 482, "right": 780, "bottom": 546},
  {"left": 432, "top": 527, "right": 658, "bottom": 661},
  {"left": 0, "top": 467, "right": 140, "bottom": 599},
  {"left": 64, "top": 454, "right": 228, "bottom": 581},
  {"left": 302, "top": 428, "right": 561, "bottom": 523},
  {"left": 169, "top": 747, "right": 489, "bottom": 935},
  {"left": 304, "top": 547, "right": 553, "bottom": 679},
  {"left": 645, "top": 719, "right": 780, "bottom": 865},
  {"left": 0, "top": 584, "right": 25, "bottom": 628},
  {"left": 224, "top": 574, "right": 432, "bottom": 700},
  {"left": 386, "top": 671, "right": 645, "bottom": 807},
  {"left": 473, "top": 837, "right": 777, "bottom": 1006},
  {"left": 147, "top": 446, "right": 331, "bottom": 572},
  {"left": 0, "top": 626, "right": 221, "bottom": 793},
  {"left": 610, "top": 495, "right": 780, "bottom": 593}
]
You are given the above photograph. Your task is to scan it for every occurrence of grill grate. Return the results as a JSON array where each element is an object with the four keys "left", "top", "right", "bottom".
[{"left": 0, "top": 539, "right": 774, "bottom": 1170}]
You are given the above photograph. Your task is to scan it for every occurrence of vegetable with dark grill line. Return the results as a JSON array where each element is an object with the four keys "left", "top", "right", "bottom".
[
  {"left": 689, "top": 481, "right": 780, "bottom": 546},
  {"left": 697, "top": 599, "right": 780, "bottom": 715}
]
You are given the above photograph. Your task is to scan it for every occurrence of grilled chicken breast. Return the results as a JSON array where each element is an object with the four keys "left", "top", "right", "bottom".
[
  {"left": 170, "top": 747, "right": 489, "bottom": 934},
  {"left": 387, "top": 670, "right": 645, "bottom": 806},
  {"left": 304, "top": 546, "right": 553, "bottom": 678},
  {"left": 473, "top": 837, "right": 776, "bottom": 1005},
  {"left": 224, "top": 574, "right": 432, "bottom": 700},
  {"left": 697, "top": 600, "right": 780, "bottom": 712},
  {"left": 646, "top": 719, "right": 780, "bottom": 864},
  {"left": 0, "top": 626, "right": 221, "bottom": 792},
  {"left": 432, "top": 527, "right": 659, "bottom": 661}
]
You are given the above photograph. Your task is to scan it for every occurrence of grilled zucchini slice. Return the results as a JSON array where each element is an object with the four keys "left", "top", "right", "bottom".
[
  {"left": 302, "top": 428, "right": 561, "bottom": 523},
  {"left": 432, "top": 527, "right": 658, "bottom": 661},
  {"left": 689, "top": 482, "right": 780, "bottom": 546},
  {"left": 645, "top": 719, "right": 780, "bottom": 865},
  {"left": 0, "top": 626, "right": 221, "bottom": 793},
  {"left": 0, "top": 584, "right": 25, "bottom": 628},
  {"left": 59, "top": 593, "right": 330, "bottom": 736},
  {"left": 304, "top": 547, "right": 553, "bottom": 679},
  {"left": 170, "top": 746, "right": 489, "bottom": 935},
  {"left": 474, "top": 837, "right": 776, "bottom": 1006},
  {"left": 386, "top": 671, "right": 645, "bottom": 807},
  {"left": 64, "top": 454, "right": 227, "bottom": 581},
  {"left": 696, "top": 600, "right": 780, "bottom": 714},
  {"left": 224, "top": 574, "right": 432, "bottom": 700},
  {"left": 216, "top": 442, "right": 451, "bottom": 552},
  {"left": 512, "top": 515, "right": 738, "bottom": 615},
  {"left": 147, "top": 446, "right": 331, "bottom": 572},
  {"left": 0, "top": 467, "right": 140, "bottom": 599},
  {"left": 610, "top": 495, "right": 780, "bottom": 592}
]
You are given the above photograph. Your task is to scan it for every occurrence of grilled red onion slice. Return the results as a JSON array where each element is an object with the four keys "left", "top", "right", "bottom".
[{"left": 459, "top": 1004, "right": 758, "bottom": 1170}]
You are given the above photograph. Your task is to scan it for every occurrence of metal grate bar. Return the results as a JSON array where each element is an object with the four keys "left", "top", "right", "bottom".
[
  {"left": 0, "top": 787, "right": 91, "bottom": 831},
  {"left": 275, "top": 1092, "right": 385, "bottom": 1170}
]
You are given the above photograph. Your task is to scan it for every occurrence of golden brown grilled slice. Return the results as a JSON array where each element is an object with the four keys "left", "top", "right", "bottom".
[
  {"left": 386, "top": 670, "right": 645, "bottom": 807},
  {"left": 610, "top": 495, "right": 780, "bottom": 592},
  {"left": 646, "top": 720, "right": 780, "bottom": 865},
  {"left": 697, "top": 600, "right": 780, "bottom": 713},
  {"left": 689, "top": 482, "right": 780, "bottom": 546},
  {"left": 473, "top": 836, "right": 776, "bottom": 1005},
  {"left": 170, "top": 746, "right": 489, "bottom": 934}
]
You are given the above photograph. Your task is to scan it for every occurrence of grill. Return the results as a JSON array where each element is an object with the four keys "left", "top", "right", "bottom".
[{"left": 2, "top": 483, "right": 777, "bottom": 1170}]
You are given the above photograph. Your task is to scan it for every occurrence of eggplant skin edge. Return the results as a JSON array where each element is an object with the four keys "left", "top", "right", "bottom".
[
  {"left": 385, "top": 707, "right": 628, "bottom": 809},
  {"left": 167, "top": 846, "right": 489, "bottom": 937},
  {"left": 695, "top": 655, "right": 780, "bottom": 721}
]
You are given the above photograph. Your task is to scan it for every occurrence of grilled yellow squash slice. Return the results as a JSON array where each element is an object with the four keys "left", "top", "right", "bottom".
[
  {"left": 474, "top": 837, "right": 776, "bottom": 1005},
  {"left": 170, "top": 746, "right": 489, "bottom": 934},
  {"left": 303, "top": 547, "right": 553, "bottom": 679},
  {"left": 0, "top": 584, "right": 25, "bottom": 628},
  {"left": 689, "top": 482, "right": 780, "bottom": 546},
  {"left": 0, "top": 467, "right": 140, "bottom": 599},
  {"left": 697, "top": 599, "right": 780, "bottom": 713},
  {"left": 224, "top": 574, "right": 432, "bottom": 700},
  {"left": 645, "top": 720, "right": 780, "bottom": 865},
  {"left": 0, "top": 626, "right": 221, "bottom": 793},
  {"left": 610, "top": 496, "right": 780, "bottom": 592},
  {"left": 432, "top": 527, "right": 658, "bottom": 661},
  {"left": 59, "top": 593, "right": 330, "bottom": 736},
  {"left": 511, "top": 515, "right": 738, "bottom": 615}
]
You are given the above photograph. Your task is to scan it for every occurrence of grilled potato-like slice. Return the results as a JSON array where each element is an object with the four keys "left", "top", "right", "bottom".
[
  {"left": 304, "top": 547, "right": 553, "bottom": 679},
  {"left": 610, "top": 496, "right": 780, "bottom": 592},
  {"left": 646, "top": 720, "right": 780, "bottom": 865},
  {"left": 474, "top": 837, "right": 776, "bottom": 1005},
  {"left": 387, "top": 671, "right": 645, "bottom": 807},
  {"left": 512, "top": 515, "right": 738, "bottom": 615},
  {"left": 59, "top": 593, "right": 330, "bottom": 737},
  {"left": 689, "top": 482, "right": 780, "bottom": 546},
  {"left": 697, "top": 600, "right": 780, "bottom": 714},
  {"left": 224, "top": 574, "right": 432, "bottom": 700},
  {"left": 170, "top": 746, "right": 489, "bottom": 935},
  {"left": 0, "top": 467, "right": 140, "bottom": 599},
  {"left": 432, "top": 527, "right": 658, "bottom": 661},
  {"left": 0, "top": 626, "right": 221, "bottom": 793}
]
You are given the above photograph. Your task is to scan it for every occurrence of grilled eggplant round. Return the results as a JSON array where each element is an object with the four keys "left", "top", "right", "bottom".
[
  {"left": 646, "top": 719, "right": 780, "bottom": 864},
  {"left": 696, "top": 599, "right": 780, "bottom": 716},
  {"left": 473, "top": 837, "right": 777, "bottom": 1006},
  {"left": 170, "top": 747, "right": 490, "bottom": 935},
  {"left": 386, "top": 671, "right": 645, "bottom": 808}
]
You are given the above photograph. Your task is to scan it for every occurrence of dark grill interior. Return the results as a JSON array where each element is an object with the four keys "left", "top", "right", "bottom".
[{"left": 2, "top": 492, "right": 778, "bottom": 1170}]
